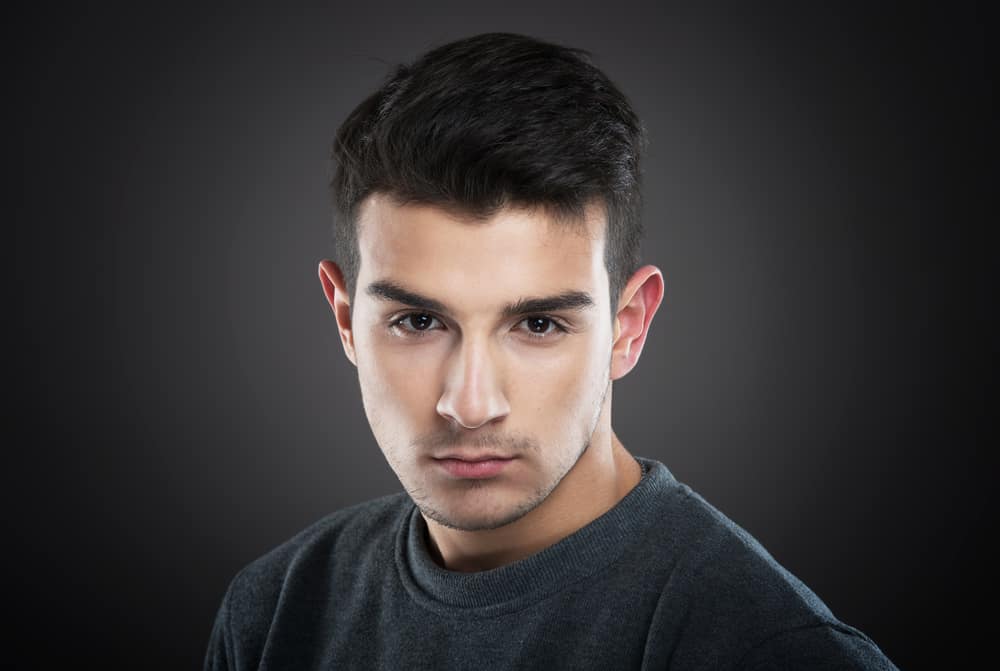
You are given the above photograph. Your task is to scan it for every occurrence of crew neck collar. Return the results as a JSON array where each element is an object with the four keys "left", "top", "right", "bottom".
[{"left": 394, "top": 456, "right": 676, "bottom": 617}]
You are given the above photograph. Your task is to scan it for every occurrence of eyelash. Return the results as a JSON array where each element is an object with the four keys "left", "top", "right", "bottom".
[{"left": 388, "top": 313, "right": 569, "bottom": 340}]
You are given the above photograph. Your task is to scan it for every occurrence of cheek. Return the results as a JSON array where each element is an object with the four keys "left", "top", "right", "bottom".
[
  {"left": 508, "top": 336, "right": 610, "bottom": 421},
  {"left": 356, "top": 338, "right": 445, "bottom": 424}
]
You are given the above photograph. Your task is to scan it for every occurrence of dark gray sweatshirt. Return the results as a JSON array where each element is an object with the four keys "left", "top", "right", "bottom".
[{"left": 204, "top": 457, "right": 899, "bottom": 670}]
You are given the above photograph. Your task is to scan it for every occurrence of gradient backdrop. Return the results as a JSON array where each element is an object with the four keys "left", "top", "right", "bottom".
[{"left": 15, "top": 2, "right": 988, "bottom": 669}]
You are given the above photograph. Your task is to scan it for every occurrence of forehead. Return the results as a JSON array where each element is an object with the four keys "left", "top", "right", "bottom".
[{"left": 355, "top": 195, "right": 608, "bottom": 313}]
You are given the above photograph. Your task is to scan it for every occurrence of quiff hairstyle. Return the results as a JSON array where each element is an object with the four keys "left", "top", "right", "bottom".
[{"left": 330, "top": 32, "right": 647, "bottom": 316}]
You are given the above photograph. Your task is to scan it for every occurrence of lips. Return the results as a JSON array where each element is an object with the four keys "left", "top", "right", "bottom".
[
  {"left": 432, "top": 454, "right": 517, "bottom": 479},
  {"left": 433, "top": 451, "right": 515, "bottom": 462}
]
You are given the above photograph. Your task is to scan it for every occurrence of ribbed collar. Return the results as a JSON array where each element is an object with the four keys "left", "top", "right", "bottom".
[{"left": 394, "top": 456, "right": 677, "bottom": 617}]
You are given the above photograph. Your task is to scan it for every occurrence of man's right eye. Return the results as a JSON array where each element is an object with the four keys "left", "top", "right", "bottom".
[{"left": 390, "top": 313, "right": 442, "bottom": 336}]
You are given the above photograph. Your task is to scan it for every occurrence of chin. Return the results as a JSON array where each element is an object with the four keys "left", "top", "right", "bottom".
[{"left": 414, "top": 487, "right": 548, "bottom": 532}]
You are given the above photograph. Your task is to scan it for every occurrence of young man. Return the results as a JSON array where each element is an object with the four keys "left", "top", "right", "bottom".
[{"left": 205, "top": 33, "right": 898, "bottom": 670}]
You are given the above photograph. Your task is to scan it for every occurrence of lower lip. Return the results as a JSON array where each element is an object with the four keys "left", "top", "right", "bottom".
[{"left": 435, "top": 458, "right": 515, "bottom": 479}]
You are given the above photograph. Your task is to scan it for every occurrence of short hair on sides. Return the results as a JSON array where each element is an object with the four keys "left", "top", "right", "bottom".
[{"left": 330, "top": 32, "right": 647, "bottom": 317}]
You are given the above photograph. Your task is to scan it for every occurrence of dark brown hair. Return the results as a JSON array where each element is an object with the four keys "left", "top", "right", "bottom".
[{"left": 330, "top": 32, "right": 646, "bottom": 315}]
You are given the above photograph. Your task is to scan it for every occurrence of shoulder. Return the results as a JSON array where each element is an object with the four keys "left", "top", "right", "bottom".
[
  {"left": 217, "top": 492, "right": 412, "bottom": 644},
  {"left": 652, "top": 478, "right": 835, "bottom": 620},
  {"left": 229, "top": 491, "right": 411, "bottom": 597},
  {"left": 737, "top": 622, "right": 899, "bottom": 670},
  {"left": 644, "top": 475, "right": 896, "bottom": 668},
  {"left": 677, "top": 486, "right": 835, "bottom": 616},
  {"left": 242, "top": 491, "right": 408, "bottom": 569}
]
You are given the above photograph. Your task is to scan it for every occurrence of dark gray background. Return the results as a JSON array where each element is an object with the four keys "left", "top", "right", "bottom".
[{"left": 15, "top": 1, "right": 988, "bottom": 669}]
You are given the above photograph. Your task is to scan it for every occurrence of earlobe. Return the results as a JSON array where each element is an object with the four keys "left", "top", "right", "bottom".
[
  {"left": 318, "top": 260, "right": 357, "bottom": 366},
  {"left": 610, "top": 265, "right": 664, "bottom": 380}
]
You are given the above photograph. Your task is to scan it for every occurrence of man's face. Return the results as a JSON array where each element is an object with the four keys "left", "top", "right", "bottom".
[{"left": 349, "top": 195, "right": 616, "bottom": 531}]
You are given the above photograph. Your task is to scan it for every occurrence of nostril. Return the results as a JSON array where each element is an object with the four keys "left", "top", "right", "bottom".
[{"left": 436, "top": 393, "right": 510, "bottom": 431}]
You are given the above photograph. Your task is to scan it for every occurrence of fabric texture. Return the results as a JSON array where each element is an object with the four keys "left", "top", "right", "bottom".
[{"left": 204, "top": 457, "right": 899, "bottom": 670}]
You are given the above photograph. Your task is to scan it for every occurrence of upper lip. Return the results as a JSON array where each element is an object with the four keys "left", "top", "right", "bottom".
[{"left": 432, "top": 451, "right": 517, "bottom": 462}]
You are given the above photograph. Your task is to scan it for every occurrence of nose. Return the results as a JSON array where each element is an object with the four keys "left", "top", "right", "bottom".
[{"left": 436, "top": 336, "right": 511, "bottom": 430}]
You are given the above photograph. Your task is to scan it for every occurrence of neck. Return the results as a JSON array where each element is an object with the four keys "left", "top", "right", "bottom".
[{"left": 422, "top": 420, "right": 642, "bottom": 573}]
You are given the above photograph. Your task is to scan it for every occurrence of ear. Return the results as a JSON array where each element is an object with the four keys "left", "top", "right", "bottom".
[
  {"left": 610, "top": 265, "right": 664, "bottom": 380},
  {"left": 318, "top": 260, "right": 357, "bottom": 366}
]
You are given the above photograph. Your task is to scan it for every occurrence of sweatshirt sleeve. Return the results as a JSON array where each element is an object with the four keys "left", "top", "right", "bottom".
[{"left": 737, "top": 622, "right": 899, "bottom": 671}]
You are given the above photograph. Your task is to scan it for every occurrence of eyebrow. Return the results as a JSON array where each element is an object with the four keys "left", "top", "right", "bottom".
[{"left": 365, "top": 280, "right": 596, "bottom": 319}]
